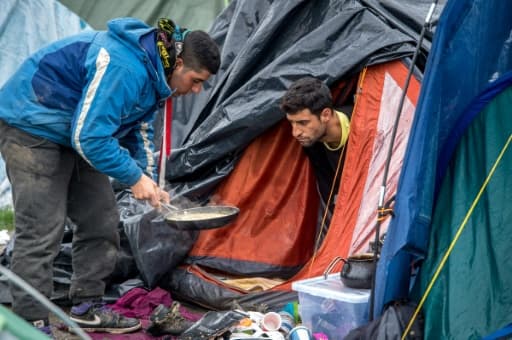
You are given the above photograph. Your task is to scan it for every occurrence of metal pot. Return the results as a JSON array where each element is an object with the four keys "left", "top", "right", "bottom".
[
  {"left": 339, "top": 254, "right": 375, "bottom": 289},
  {"left": 164, "top": 205, "right": 240, "bottom": 230},
  {"left": 324, "top": 254, "right": 375, "bottom": 289}
]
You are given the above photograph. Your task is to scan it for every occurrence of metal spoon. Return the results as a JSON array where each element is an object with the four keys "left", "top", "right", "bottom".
[{"left": 160, "top": 201, "right": 179, "bottom": 214}]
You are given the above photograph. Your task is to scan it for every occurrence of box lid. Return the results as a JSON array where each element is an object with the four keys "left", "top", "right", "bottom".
[{"left": 291, "top": 273, "right": 370, "bottom": 303}]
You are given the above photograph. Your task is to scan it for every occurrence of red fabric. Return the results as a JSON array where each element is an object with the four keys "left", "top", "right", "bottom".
[
  {"left": 158, "top": 98, "right": 173, "bottom": 170},
  {"left": 164, "top": 98, "right": 172, "bottom": 158},
  {"left": 189, "top": 120, "right": 319, "bottom": 268}
]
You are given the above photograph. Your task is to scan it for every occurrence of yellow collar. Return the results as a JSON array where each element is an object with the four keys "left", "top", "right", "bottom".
[{"left": 324, "top": 110, "right": 350, "bottom": 151}]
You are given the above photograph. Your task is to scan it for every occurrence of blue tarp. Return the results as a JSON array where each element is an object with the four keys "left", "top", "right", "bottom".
[
  {"left": 375, "top": 0, "right": 512, "bottom": 315},
  {"left": 0, "top": 0, "right": 90, "bottom": 208}
]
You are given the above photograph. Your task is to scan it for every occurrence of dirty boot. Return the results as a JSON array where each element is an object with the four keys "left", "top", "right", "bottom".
[{"left": 147, "top": 302, "right": 195, "bottom": 336}]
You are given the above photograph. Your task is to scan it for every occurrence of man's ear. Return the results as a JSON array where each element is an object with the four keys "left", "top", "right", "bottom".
[
  {"left": 174, "top": 57, "right": 184, "bottom": 70},
  {"left": 320, "top": 107, "right": 332, "bottom": 123}
]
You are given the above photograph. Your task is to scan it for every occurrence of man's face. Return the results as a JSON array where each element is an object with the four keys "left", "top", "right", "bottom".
[
  {"left": 286, "top": 108, "right": 327, "bottom": 147},
  {"left": 168, "top": 58, "right": 211, "bottom": 96}
]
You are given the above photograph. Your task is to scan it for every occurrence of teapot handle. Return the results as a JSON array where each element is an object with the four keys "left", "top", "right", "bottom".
[{"left": 323, "top": 256, "right": 348, "bottom": 280}]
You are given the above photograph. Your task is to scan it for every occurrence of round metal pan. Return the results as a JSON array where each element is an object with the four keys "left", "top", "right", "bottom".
[{"left": 164, "top": 205, "right": 240, "bottom": 230}]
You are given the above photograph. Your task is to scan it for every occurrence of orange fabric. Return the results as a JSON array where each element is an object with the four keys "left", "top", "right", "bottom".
[
  {"left": 348, "top": 62, "right": 420, "bottom": 254},
  {"left": 188, "top": 120, "right": 319, "bottom": 267},
  {"left": 276, "top": 60, "right": 421, "bottom": 290}
]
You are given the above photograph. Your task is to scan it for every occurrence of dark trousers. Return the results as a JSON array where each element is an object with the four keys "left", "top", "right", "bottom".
[{"left": 0, "top": 120, "right": 120, "bottom": 321}]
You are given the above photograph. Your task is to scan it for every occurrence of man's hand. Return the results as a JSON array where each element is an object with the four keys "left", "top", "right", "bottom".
[
  {"left": 130, "top": 174, "right": 169, "bottom": 207},
  {"left": 159, "top": 189, "right": 170, "bottom": 204}
]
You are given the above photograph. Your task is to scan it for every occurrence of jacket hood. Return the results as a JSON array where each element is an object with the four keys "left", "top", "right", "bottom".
[
  {"left": 107, "top": 17, "right": 153, "bottom": 45},
  {"left": 107, "top": 17, "right": 171, "bottom": 98}
]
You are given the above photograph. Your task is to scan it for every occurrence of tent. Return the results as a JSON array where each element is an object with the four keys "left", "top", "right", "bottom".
[
  {"left": 168, "top": 59, "right": 422, "bottom": 309},
  {"left": 146, "top": 0, "right": 444, "bottom": 310},
  {"left": 165, "top": 0, "right": 437, "bottom": 198},
  {"left": 374, "top": 0, "right": 512, "bottom": 338}
]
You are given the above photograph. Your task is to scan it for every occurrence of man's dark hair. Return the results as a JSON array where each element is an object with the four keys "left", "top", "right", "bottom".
[
  {"left": 280, "top": 77, "right": 333, "bottom": 116},
  {"left": 181, "top": 31, "right": 220, "bottom": 74}
]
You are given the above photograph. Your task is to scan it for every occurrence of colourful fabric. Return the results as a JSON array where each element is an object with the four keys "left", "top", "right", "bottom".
[
  {"left": 283, "top": 60, "right": 420, "bottom": 288},
  {"left": 156, "top": 18, "right": 188, "bottom": 77},
  {"left": 87, "top": 287, "right": 202, "bottom": 339}
]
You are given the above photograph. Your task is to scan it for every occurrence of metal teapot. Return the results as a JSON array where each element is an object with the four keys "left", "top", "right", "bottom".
[{"left": 324, "top": 253, "right": 376, "bottom": 289}]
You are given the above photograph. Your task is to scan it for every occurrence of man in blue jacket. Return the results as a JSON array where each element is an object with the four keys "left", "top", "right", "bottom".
[{"left": 0, "top": 17, "right": 220, "bottom": 334}]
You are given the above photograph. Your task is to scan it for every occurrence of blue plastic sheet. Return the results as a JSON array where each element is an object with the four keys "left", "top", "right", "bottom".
[{"left": 375, "top": 0, "right": 512, "bottom": 316}]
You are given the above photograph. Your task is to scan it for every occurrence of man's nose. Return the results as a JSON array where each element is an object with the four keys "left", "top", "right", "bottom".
[
  {"left": 291, "top": 124, "right": 301, "bottom": 137},
  {"left": 191, "top": 83, "right": 202, "bottom": 94}
]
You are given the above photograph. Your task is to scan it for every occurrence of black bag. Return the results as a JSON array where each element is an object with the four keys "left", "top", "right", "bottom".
[
  {"left": 119, "top": 191, "right": 199, "bottom": 288},
  {"left": 177, "top": 310, "right": 247, "bottom": 340},
  {"left": 345, "top": 300, "right": 424, "bottom": 340}
]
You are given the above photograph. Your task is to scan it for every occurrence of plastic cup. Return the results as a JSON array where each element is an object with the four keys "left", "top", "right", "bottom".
[{"left": 261, "top": 311, "right": 282, "bottom": 331}]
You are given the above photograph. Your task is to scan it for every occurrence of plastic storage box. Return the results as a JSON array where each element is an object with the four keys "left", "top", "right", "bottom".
[{"left": 292, "top": 273, "right": 370, "bottom": 339}]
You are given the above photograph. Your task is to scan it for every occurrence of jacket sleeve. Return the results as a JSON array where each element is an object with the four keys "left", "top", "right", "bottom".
[
  {"left": 118, "top": 112, "right": 158, "bottom": 181},
  {"left": 70, "top": 48, "right": 147, "bottom": 186}
]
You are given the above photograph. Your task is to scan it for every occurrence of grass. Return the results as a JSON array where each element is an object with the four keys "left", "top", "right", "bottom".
[{"left": 0, "top": 208, "right": 14, "bottom": 231}]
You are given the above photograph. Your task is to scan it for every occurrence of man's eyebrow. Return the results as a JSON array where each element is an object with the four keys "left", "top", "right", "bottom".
[{"left": 289, "top": 119, "right": 309, "bottom": 124}]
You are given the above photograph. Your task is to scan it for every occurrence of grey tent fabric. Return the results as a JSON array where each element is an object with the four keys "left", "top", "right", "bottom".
[{"left": 58, "top": 0, "right": 227, "bottom": 31}]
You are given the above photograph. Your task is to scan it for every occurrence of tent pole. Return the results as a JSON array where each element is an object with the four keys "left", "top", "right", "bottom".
[
  {"left": 368, "top": 1, "right": 438, "bottom": 321},
  {"left": 0, "top": 265, "right": 92, "bottom": 340}
]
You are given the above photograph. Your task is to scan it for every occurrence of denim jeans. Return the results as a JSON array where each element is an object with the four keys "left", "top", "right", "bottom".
[{"left": 0, "top": 120, "right": 120, "bottom": 321}]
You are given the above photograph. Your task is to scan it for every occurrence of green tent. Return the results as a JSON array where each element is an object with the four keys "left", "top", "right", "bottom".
[{"left": 417, "top": 81, "right": 512, "bottom": 338}]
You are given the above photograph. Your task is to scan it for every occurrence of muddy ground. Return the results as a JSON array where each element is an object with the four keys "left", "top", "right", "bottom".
[{"left": 49, "top": 311, "right": 81, "bottom": 340}]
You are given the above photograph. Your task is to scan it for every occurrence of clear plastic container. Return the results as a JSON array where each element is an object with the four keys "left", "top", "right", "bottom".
[{"left": 291, "top": 273, "right": 370, "bottom": 340}]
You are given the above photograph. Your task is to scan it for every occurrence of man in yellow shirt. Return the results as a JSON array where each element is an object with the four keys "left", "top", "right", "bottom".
[{"left": 280, "top": 77, "right": 351, "bottom": 212}]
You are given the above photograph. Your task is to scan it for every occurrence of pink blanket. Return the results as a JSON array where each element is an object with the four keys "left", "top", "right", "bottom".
[{"left": 83, "top": 287, "right": 202, "bottom": 340}]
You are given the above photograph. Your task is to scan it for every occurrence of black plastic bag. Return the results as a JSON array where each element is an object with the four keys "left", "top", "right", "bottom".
[
  {"left": 119, "top": 192, "right": 199, "bottom": 288},
  {"left": 177, "top": 310, "right": 247, "bottom": 340},
  {"left": 344, "top": 300, "right": 424, "bottom": 340}
]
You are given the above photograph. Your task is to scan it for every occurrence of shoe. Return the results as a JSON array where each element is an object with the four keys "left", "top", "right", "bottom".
[
  {"left": 147, "top": 301, "right": 195, "bottom": 336},
  {"left": 33, "top": 319, "right": 53, "bottom": 337},
  {"left": 69, "top": 301, "right": 141, "bottom": 334}
]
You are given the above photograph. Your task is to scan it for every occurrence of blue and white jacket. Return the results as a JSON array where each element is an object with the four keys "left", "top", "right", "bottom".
[{"left": 0, "top": 18, "right": 172, "bottom": 186}]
